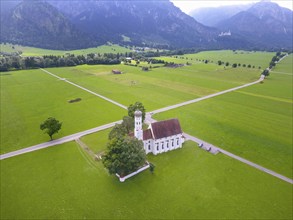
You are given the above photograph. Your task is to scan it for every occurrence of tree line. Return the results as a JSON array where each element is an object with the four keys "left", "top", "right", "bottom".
[
  {"left": 0, "top": 53, "right": 123, "bottom": 72},
  {"left": 261, "top": 52, "right": 288, "bottom": 77}
]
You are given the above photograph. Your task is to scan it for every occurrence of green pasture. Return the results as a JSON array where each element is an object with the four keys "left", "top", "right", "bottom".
[
  {"left": 1, "top": 140, "right": 292, "bottom": 219},
  {"left": 161, "top": 50, "right": 274, "bottom": 69},
  {"left": 154, "top": 58, "right": 292, "bottom": 177},
  {"left": 0, "top": 69, "right": 126, "bottom": 154},
  {"left": 0, "top": 43, "right": 131, "bottom": 56},
  {"left": 81, "top": 128, "right": 111, "bottom": 153},
  {"left": 45, "top": 62, "right": 260, "bottom": 111}
]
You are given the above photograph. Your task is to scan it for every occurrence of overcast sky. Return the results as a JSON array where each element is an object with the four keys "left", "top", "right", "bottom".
[{"left": 171, "top": 0, "right": 293, "bottom": 14}]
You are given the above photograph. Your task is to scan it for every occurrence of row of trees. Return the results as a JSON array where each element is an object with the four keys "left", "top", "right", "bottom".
[
  {"left": 0, "top": 53, "right": 121, "bottom": 71},
  {"left": 268, "top": 52, "right": 287, "bottom": 69}
]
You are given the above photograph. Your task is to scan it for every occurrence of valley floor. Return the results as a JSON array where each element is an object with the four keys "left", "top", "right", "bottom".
[{"left": 0, "top": 51, "right": 292, "bottom": 219}]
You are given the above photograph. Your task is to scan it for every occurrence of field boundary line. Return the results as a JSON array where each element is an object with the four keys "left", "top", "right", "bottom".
[
  {"left": 0, "top": 120, "right": 122, "bottom": 160},
  {"left": 236, "top": 91, "right": 293, "bottom": 104},
  {"left": 270, "top": 71, "right": 292, "bottom": 76},
  {"left": 40, "top": 68, "right": 128, "bottom": 110},
  {"left": 184, "top": 133, "right": 293, "bottom": 184}
]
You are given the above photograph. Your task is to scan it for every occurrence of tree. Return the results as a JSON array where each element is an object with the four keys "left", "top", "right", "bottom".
[
  {"left": 40, "top": 117, "right": 62, "bottom": 140},
  {"left": 122, "top": 116, "right": 134, "bottom": 134},
  {"left": 262, "top": 69, "right": 270, "bottom": 77},
  {"left": 225, "top": 62, "right": 229, "bottom": 66},
  {"left": 108, "top": 124, "right": 127, "bottom": 140},
  {"left": 102, "top": 136, "right": 146, "bottom": 176},
  {"left": 232, "top": 63, "right": 237, "bottom": 68},
  {"left": 128, "top": 102, "right": 146, "bottom": 122}
]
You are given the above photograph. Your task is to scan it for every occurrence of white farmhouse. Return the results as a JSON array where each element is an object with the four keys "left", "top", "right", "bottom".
[{"left": 134, "top": 110, "right": 185, "bottom": 155}]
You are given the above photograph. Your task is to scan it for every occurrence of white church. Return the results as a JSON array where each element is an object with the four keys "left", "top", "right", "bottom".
[{"left": 133, "top": 110, "right": 185, "bottom": 155}]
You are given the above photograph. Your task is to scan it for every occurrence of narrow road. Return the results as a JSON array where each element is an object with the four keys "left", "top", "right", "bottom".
[
  {"left": 152, "top": 76, "right": 264, "bottom": 114},
  {"left": 40, "top": 68, "right": 128, "bottom": 110},
  {"left": 0, "top": 120, "right": 121, "bottom": 160}
]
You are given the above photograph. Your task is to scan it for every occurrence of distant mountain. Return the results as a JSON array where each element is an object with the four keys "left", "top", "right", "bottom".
[
  {"left": 190, "top": 4, "right": 253, "bottom": 27},
  {"left": 217, "top": 1, "right": 293, "bottom": 49},
  {"left": 47, "top": 0, "right": 218, "bottom": 49},
  {"left": 0, "top": 0, "right": 291, "bottom": 50},
  {"left": 0, "top": 1, "right": 96, "bottom": 50}
]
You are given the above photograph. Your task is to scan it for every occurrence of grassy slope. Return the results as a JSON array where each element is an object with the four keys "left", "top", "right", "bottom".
[
  {"left": 154, "top": 55, "right": 292, "bottom": 178},
  {"left": 1, "top": 141, "right": 292, "bottom": 219},
  {"left": 0, "top": 69, "right": 126, "bottom": 153},
  {"left": 0, "top": 43, "right": 131, "bottom": 56}
]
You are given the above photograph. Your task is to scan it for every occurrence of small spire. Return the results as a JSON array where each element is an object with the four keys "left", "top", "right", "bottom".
[{"left": 134, "top": 110, "right": 142, "bottom": 117}]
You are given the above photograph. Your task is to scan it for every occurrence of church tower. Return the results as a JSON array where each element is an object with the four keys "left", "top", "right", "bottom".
[{"left": 134, "top": 110, "right": 143, "bottom": 140}]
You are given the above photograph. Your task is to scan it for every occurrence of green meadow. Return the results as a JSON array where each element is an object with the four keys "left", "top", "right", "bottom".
[
  {"left": 0, "top": 69, "right": 126, "bottom": 154},
  {"left": 1, "top": 141, "right": 292, "bottom": 219},
  {"left": 0, "top": 43, "right": 131, "bottom": 56},
  {"left": 1, "top": 50, "right": 292, "bottom": 219},
  {"left": 160, "top": 50, "right": 274, "bottom": 69},
  {"left": 45, "top": 62, "right": 260, "bottom": 111},
  {"left": 0, "top": 51, "right": 274, "bottom": 154},
  {"left": 154, "top": 55, "right": 292, "bottom": 178}
]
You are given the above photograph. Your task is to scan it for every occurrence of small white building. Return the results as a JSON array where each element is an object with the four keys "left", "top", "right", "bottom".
[{"left": 134, "top": 110, "right": 184, "bottom": 155}]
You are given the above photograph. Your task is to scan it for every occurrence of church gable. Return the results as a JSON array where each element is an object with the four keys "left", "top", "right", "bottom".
[{"left": 150, "top": 119, "right": 182, "bottom": 140}]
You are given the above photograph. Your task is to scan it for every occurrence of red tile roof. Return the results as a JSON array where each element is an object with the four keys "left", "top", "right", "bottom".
[{"left": 151, "top": 118, "right": 182, "bottom": 139}]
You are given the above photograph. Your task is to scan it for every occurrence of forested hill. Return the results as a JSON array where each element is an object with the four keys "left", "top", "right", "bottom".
[
  {"left": 0, "top": 0, "right": 96, "bottom": 50},
  {"left": 0, "top": 0, "right": 292, "bottom": 50}
]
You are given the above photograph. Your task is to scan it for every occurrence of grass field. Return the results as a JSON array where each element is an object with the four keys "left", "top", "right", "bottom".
[
  {"left": 0, "top": 51, "right": 273, "bottom": 154},
  {"left": 1, "top": 140, "right": 292, "bottom": 219},
  {"left": 0, "top": 69, "right": 126, "bottom": 154},
  {"left": 153, "top": 55, "right": 292, "bottom": 178},
  {"left": 0, "top": 43, "right": 132, "bottom": 56},
  {"left": 160, "top": 50, "right": 274, "bottom": 70},
  {"left": 1, "top": 51, "right": 292, "bottom": 219},
  {"left": 44, "top": 62, "right": 260, "bottom": 111}
]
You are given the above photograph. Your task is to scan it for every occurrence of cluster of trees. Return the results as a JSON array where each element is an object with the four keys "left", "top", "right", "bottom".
[{"left": 103, "top": 102, "right": 149, "bottom": 177}]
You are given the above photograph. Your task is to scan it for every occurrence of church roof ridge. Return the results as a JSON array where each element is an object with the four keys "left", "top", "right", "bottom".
[{"left": 150, "top": 118, "right": 182, "bottom": 140}]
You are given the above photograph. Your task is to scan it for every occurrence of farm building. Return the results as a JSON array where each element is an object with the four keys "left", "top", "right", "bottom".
[
  {"left": 134, "top": 110, "right": 184, "bottom": 155},
  {"left": 112, "top": 69, "right": 122, "bottom": 74}
]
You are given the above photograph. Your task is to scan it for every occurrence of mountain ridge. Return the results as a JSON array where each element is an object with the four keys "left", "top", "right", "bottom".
[
  {"left": 0, "top": 0, "right": 292, "bottom": 50},
  {"left": 216, "top": 1, "right": 292, "bottom": 49}
]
